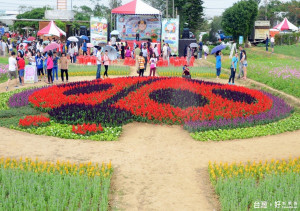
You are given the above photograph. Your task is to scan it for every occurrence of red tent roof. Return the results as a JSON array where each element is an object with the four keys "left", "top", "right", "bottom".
[
  {"left": 37, "top": 21, "right": 66, "bottom": 37},
  {"left": 112, "top": 0, "right": 161, "bottom": 15}
]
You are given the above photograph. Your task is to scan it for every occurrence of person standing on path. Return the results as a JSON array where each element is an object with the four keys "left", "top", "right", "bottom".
[
  {"left": 59, "top": 52, "right": 69, "bottom": 83},
  {"left": 265, "top": 34, "right": 269, "bottom": 52},
  {"left": 215, "top": 51, "right": 222, "bottom": 79},
  {"left": 96, "top": 47, "right": 102, "bottom": 79},
  {"left": 52, "top": 52, "right": 59, "bottom": 82},
  {"left": 6, "top": 51, "right": 18, "bottom": 90},
  {"left": 103, "top": 50, "right": 109, "bottom": 79},
  {"left": 17, "top": 53, "right": 25, "bottom": 86},
  {"left": 237, "top": 46, "right": 244, "bottom": 79},
  {"left": 270, "top": 36, "right": 275, "bottom": 54},
  {"left": 149, "top": 53, "right": 157, "bottom": 77},
  {"left": 198, "top": 41, "right": 203, "bottom": 59},
  {"left": 82, "top": 40, "right": 87, "bottom": 56},
  {"left": 241, "top": 50, "right": 248, "bottom": 80},
  {"left": 35, "top": 51, "right": 44, "bottom": 81},
  {"left": 138, "top": 52, "right": 145, "bottom": 77},
  {"left": 121, "top": 43, "right": 125, "bottom": 59},
  {"left": 46, "top": 51, "right": 54, "bottom": 84},
  {"left": 162, "top": 44, "right": 168, "bottom": 60},
  {"left": 142, "top": 44, "right": 148, "bottom": 71},
  {"left": 228, "top": 52, "right": 238, "bottom": 85}
]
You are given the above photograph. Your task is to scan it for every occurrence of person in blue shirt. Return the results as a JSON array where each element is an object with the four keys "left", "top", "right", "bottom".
[
  {"left": 215, "top": 51, "right": 222, "bottom": 79},
  {"left": 35, "top": 51, "right": 44, "bottom": 81},
  {"left": 52, "top": 51, "right": 60, "bottom": 81},
  {"left": 42, "top": 52, "right": 48, "bottom": 80},
  {"left": 228, "top": 52, "right": 238, "bottom": 85},
  {"left": 82, "top": 40, "right": 87, "bottom": 56}
]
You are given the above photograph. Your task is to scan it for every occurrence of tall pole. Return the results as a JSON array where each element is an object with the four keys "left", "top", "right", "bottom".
[
  {"left": 71, "top": 0, "right": 73, "bottom": 10},
  {"left": 172, "top": 0, "right": 174, "bottom": 18},
  {"left": 166, "top": 0, "right": 168, "bottom": 18},
  {"left": 264, "top": 0, "right": 268, "bottom": 20}
]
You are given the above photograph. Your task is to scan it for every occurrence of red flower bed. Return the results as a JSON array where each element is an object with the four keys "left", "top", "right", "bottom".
[
  {"left": 29, "top": 77, "right": 273, "bottom": 125},
  {"left": 19, "top": 115, "right": 50, "bottom": 128},
  {"left": 113, "top": 78, "right": 272, "bottom": 123},
  {"left": 72, "top": 123, "right": 104, "bottom": 135}
]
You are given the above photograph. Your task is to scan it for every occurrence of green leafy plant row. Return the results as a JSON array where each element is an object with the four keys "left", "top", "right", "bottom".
[
  {"left": 191, "top": 112, "right": 300, "bottom": 141},
  {"left": 11, "top": 121, "right": 122, "bottom": 141}
]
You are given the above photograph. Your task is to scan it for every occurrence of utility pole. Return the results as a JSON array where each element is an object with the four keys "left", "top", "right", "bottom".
[
  {"left": 71, "top": 0, "right": 73, "bottom": 10},
  {"left": 166, "top": 0, "right": 168, "bottom": 18},
  {"left": 172, "top": 0, "right": 174, "bottom": 18},
  {"left": 264, "top": 0, "right": 268, "bottom": 20}
]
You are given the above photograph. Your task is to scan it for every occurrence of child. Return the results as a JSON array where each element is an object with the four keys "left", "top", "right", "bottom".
[
  {"left": 149, "top": 53, "right": 157, "bottom": 76},
  {"left": 60, "top": 52, "right": 69, "bottom": 83},
  {"left": 228, "top": 52, "right": 238, "bottom": 85},
  {"left": 182, "top": 65, "right": 190, "bottom": 76}
]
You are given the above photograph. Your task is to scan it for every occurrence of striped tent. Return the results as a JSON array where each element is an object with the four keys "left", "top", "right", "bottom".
[
  {"left": 273, "top": 18, "right": 298, "bottom": 31},
  {"left": 37, "top": 21, "right": 66, "bottom": 37},
  {"left": 111, "top": 0, "right": 161, "bottom": 15}
]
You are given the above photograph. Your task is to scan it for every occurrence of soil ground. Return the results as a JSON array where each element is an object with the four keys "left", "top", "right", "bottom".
[{"left": 0, "top": 67, "right": 299, "bottom": 211}]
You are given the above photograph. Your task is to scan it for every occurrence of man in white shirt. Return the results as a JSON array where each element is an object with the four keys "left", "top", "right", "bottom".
[
  {"left": 163, "top": 44, "right": 168, "bottom": 60},
  {"left": 6, "top": 51, "right": 18, "bottom": 90},
  {"left": 142, "top": 45, "right": 148, "bottom": 70},
  {"left": 96, "top": 46, "right": 102, "bottom": 79}
]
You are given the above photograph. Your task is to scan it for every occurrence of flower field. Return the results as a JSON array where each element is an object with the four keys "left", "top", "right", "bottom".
[
  {"left": 0, "top": 76, "right": 297, "bottom": 141},
  {"left": 209, "top": 157, "right": 300, "bottom": 210},
  {"left": 0, "top": 157, "right": 113, "bottom": 210},
  {"left": 157, "top": 66, "right": 228, "bottom": 79}
]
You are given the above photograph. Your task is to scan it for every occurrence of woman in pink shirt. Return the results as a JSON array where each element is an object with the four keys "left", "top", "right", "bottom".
[
  {"left": 46, "top": 51, "right": 54, "bottom": 84},
  {"left": 125, "top": 47, "right": 131, "bottom": 58},
  {"left": 103, "top": 50, "right": 110, "bottom": 79}
]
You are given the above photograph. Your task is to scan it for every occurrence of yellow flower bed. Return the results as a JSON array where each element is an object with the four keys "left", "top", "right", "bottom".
[
  {"left": 209, "top": 157, "right": 300, "bottom": 183},
  {"left": 0, "top": 157, "right": 112, "bottom": 178}
]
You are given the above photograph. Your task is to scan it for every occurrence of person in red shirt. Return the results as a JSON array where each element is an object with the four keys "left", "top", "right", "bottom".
[{"left": 18, "top": 53, "right": 25, "bottom": 85}]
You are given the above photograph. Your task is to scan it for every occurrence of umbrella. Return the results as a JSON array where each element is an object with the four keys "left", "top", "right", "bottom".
[
  {"left": 43, "top": 42, "right": 60, "bottom": 52},
  {"left": 203, "top": 45, "right": 209, "bottom": 54},
  {"left": 43, "top": 34, "right": 53, "bottom": 37},
  {"left": 87, "top": 43, "right": 94, "bottom": 48},
  {"left": 23, "top": 40, "right": 31, "bottom": 43},
  {"left": 190, "top": 43, "right": 198, "bottom": 48},
  {"left": 102, "top": 45, "right": 118, "bottom": 61},
  {"left": 110, "top": 30, "right": 120, "bottom": 35},
  {"left": 67, "top": 36, "right": 78, "bottom": 42},
  {"left": 98, "top": 41, "right": 107, "bottom": 47},
  {"left": 22, "top": 27, "right": 33, "bottom": 30},
  {"left": 80, "top": 35, "right": 89, "bottom": 40},
  {"left": 42, "top": 40, "right": 50, "bottom": 44},
  {"left": 211, "top": 44, "right": 227, "bottom": 54},
  {"left": 27, "top": 36, "right": 36, "bottom": 41}
]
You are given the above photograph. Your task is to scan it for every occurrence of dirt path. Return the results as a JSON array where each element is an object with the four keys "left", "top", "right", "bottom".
[
  {"left": 1, "top": 70, "right": 300, "bottom": 210},
  {"left": 1, "top": 124, "right": 300, "bottom": 211}
]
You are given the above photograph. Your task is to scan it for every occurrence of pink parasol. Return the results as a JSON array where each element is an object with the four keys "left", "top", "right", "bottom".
[
  {"left": 43, "top": 43, "right": 60, "bottom": 52},
  {"left": 87, "top": 43, "right": 94, "bottom": 48},
  {"left": 27, "top": 36, "right": 36, "bottom": 41}
]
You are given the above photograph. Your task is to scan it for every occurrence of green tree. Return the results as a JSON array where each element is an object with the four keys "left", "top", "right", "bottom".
[
  {"left": 16, "top": 7, "right": 47, "bottom": 19},
  {"left": 55, "top": 20, "right": 66, "bottom": 31},
  {"left": 182, "top": 0, "right": 204, "bottom": 32},
  {"left": 222, "top": 0, "right": 258, "bottom": 40},
  {"left": 109, "top": 0, "right": 122, "bottom": 10}
]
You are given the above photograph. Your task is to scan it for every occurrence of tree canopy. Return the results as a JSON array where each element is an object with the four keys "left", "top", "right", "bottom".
[{"left": 222, "top": 0, "right": 258, "bottom": 40}]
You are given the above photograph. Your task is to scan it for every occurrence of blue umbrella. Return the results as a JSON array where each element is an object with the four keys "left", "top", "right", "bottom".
[
  {"left": 210, "top": 44, "right": 227, "bottom": 54},
  {"left": 80, "top": 35, "right": 89, "bottom": 40},
  {"left": 23, "top": 40, "right": 31, "bottom": 43}
]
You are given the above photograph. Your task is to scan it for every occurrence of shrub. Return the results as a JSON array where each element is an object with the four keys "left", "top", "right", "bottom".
[{"left": 275, "top": 32, "right": 300, "bottom": 45}]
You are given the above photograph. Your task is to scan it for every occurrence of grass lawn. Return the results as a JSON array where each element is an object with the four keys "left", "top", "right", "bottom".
[
  {"left": 207, "top": 47, "right": 300, "bottom": 98},
  {"left": 257, "top": 43, "right": 300, "bottom": 58}
]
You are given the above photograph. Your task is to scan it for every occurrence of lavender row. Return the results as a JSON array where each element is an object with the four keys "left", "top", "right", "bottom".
[
  {"left": 184, "top": 91, "right": 293, "bottom": 132},
  {"left": 8, "top": 87, "right": 46, "bottom": 108}
]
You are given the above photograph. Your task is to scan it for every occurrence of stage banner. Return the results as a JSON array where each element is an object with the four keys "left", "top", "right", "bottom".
[
  {"left": 116, "top": 15, "right": 161, "bottom": 41},
  {"left": 161, "top": 18, "right": 179, "bottom": 55},
  {"left": 24, "top": 65, "right": 37, "bottom": 84},
  {"left": 90, "top": 17, "right": 108, "bottom": 46}
]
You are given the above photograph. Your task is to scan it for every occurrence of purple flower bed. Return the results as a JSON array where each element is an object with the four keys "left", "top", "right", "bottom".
[
  {"left": 9, "top": 87, "right": 45, "bottom": 108},
  {"left": 184, "top": 91, "right": 293, "bottom": 132}
]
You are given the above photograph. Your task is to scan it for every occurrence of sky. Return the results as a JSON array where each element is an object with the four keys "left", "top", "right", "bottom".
[{"left": 0, "top": 0, "right": 291, "bottom": 17}]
